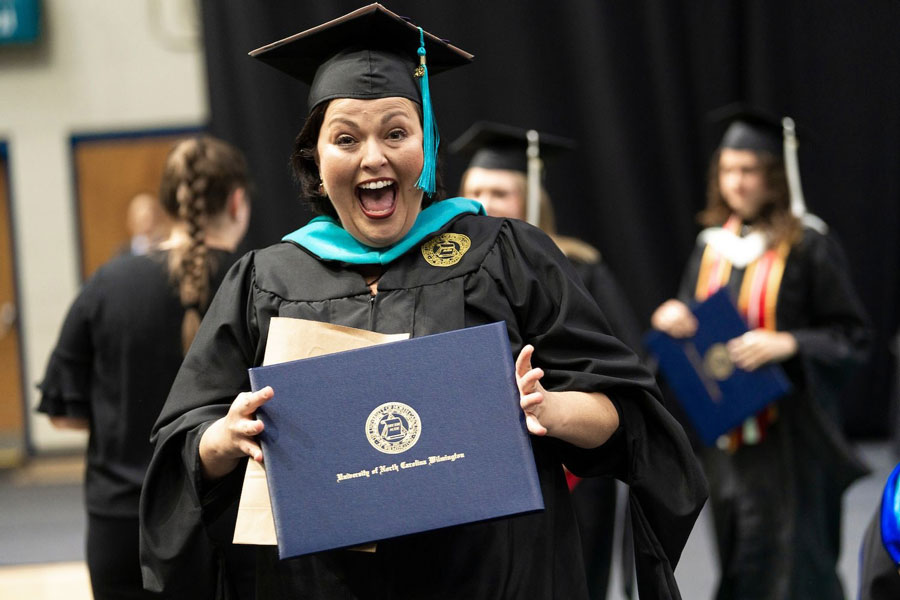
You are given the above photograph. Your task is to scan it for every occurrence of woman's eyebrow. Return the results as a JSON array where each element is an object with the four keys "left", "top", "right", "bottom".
[
  {"left": 381, "top": 110, "right": 412, "bottom": 125},
  {"left": 324, "top": 116, "right": 359, "bottom": 129}
]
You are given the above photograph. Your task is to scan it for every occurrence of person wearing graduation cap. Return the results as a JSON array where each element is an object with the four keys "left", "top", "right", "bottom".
[
  {"left": 651, "top": 106, "right": 871, "bottom": 599},
  {"left": 453, "top": 121, "right": 645, "bottom": 600},
  {"left": 452, "top": 121, "right": 645, "bottom": 356},
  {"left": 139, "top": 5, "right": 706, "bottom": 599}
]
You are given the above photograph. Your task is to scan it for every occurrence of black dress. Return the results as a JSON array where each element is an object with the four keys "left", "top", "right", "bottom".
[
  {"left": 38, "top": 248, "right": 239, "bottom": 599},
  {"left": 676, "top": 226, "right": 871, "bottom": 600},
  {"left": 140, "top": 214, "right": 707, "bottom": 600}
]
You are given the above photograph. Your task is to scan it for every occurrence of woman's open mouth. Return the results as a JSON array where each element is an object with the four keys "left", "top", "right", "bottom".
[{"left": 357, "top": 179, "right": 397, "bottom": 219}]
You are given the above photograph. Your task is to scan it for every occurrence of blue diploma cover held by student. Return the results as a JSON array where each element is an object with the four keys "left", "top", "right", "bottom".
[
  {"left": 647, "top": 289, "right": 792, "bottom": 446},
  {"left": 249, "top": 322, "right": 543, "bottom": 559}
]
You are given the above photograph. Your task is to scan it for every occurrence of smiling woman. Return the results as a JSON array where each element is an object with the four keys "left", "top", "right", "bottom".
[
  {"left": 315, "top": 97, "right": 425, "bottom": 248},
  {"left": 292, "top": 99, "right": 445, "bottom": 224},
  {"left": 139, "top": 5, "right": 707, "bottom": 600}
]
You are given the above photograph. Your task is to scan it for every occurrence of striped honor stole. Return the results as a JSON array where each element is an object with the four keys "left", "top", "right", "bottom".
[{"left": 694, "top": 215, "right": 790, "bottom": 451}]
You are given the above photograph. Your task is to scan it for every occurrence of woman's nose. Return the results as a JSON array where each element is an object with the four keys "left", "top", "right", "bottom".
[
  {"left": 724, "top": 173, "right": 741, "bottom": 190},
  {"left": 360, "top": 138, "right": 388, "bottom": 170}
]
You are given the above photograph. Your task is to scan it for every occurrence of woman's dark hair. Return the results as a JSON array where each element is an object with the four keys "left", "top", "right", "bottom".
[
  {"left": 290, "top": 100, "right": 446, "bottom": 218},
  {"left": 699, "top": 148, "right": 802, "bottom": 246},
  {"left": 159, "top": 135, "right": 249, "bottom": 354}
]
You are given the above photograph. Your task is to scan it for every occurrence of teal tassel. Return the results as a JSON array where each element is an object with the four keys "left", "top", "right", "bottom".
[{"left": 414, "top": 27, "right": 439, "bottom": 196}]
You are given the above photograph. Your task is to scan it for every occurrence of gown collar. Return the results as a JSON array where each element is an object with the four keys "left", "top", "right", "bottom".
[
  {"left": 282, "top": 197, "right": 484, "bottom": 265},
  {"left": 697, "top": 214, "right": 768, "bottom": 268}
]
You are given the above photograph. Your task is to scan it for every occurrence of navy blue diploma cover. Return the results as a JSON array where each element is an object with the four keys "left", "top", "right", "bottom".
[
  {"left": 645, "top": 289, "right": 792, "bottom": 446},
  {"left": 249, "top": 321, "right": 544, "bottom": 559}
]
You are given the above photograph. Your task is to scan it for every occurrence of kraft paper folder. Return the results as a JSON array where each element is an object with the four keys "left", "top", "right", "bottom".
[
  {"left": 645, "top": 289, "right": 792, "bottom": 446},
  {"left": 232, "top": 318, "right": 408, "bottom": 546},
  {"left": 249, "top": 321, "right": 544, "bottom": 559}
]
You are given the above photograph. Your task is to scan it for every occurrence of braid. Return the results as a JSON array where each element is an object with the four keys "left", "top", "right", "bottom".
[{"left": 160, "top": 136, "right": 249, "bottom": 354}]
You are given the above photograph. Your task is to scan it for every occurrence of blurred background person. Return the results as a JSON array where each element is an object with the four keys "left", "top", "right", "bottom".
[
  {"left": 453, "top": 121, "right": 644, "bottom": 600},
  {"left": 650, "top": 107, "right": 871, "bottom": 600},
  {"left": 858, "top": 461, "right": 900, "bottom": 600},
  {"left": 452, "top": 121, "right": 644, "bottom": 355},
  {"left": 858, "top": 328, "right": 900, "bottom": 599},
  {"left": 36, "top": 136, "right": 251, "bottom": 600},
  {"left": 122, "top": 192, "right": 171, "bottom": 256}
]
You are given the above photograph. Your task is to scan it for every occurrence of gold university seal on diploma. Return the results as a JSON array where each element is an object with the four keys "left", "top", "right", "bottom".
[
  {"left": 366, "top": 402, "right": 422, "bottom": 454},
  {"left": 421, "top": 233, "right": 471, "bottom": 266},
  {"left": 703, "top": 343, "right": 734, "bottom": 381}
]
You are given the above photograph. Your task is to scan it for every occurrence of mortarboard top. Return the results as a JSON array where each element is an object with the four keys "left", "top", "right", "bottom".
[
  {"left": 449, "top": 121, "right": 576, "bottom": 173},
  {"left": 708, "top": 104, "right": 790, "bottom": 157},
  {"left": 248, "top": 3, "right": 473, "bottom": 112}
]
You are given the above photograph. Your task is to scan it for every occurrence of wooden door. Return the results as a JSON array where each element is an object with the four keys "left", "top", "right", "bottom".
[
  {"left": 0, "top": 143, "right": 25, "bottom": 466},
  {"left": 72, "top": 129, "right": 200, "bottom": 280}
]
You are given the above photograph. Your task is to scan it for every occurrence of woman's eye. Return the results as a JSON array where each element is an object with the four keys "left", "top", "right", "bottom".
[
  {"left": 335, "top": 135, "right": 356, "bottom": 146},
  {"left": 387, "top": 129, "right": 407, "bottom": 141}
]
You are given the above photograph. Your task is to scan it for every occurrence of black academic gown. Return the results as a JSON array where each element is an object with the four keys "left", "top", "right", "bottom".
[
  {"left": 572, "top": 260, "right": 644, "bottom": 359},
  {"left": 568, "top": 257, "right": 645, "bottom": 600},
  {"left": 140, "top": 214, "right": 707, "bottom": 600},
  {"left": 677, "top": 226, "right": 871, "bottom": 600}
]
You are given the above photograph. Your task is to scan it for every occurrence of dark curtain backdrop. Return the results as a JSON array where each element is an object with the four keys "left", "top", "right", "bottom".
[{"left": 200, "top": 0, "right": 900, "bottom": 438}]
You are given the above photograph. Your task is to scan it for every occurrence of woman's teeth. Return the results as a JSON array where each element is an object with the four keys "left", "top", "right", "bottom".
[{"left": 358, "top": 180, "right": 393, "bottom": 190}]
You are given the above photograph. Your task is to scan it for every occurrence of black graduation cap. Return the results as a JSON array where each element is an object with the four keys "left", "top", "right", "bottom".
[
  {"left": 248, "top": 3, "right": 473, "bottom": 112},
  {"left": 449, "top": 121, "right": 576, "bottom": 173},
  {"left": 708, "top": 104, "right": 789, "bottom": 157}
]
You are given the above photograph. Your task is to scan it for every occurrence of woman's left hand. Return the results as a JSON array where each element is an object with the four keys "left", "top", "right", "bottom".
[
  {"left": 515, "top": 344, "right": 620, "bottom": 448},
  {"left": 727, "top": 329, "right": 798, "bottom": 371},
  {"left": 516, "top": 344, "right": 553, "bottom": 436}
]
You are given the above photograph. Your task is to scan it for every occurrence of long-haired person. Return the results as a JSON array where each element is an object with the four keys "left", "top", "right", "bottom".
[
  {"left": 651, "top": 108, "right": 871, "bottom": 599},
  {"left": 38, "top": 136, "right": 251, "bottom": 599}
]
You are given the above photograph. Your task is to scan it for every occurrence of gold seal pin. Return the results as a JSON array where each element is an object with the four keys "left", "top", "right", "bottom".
[{"left": 421, "top": 233, "right": 471, "bottom": 267}]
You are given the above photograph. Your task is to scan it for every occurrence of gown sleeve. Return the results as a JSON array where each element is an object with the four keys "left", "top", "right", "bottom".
[
  {"left": 485, "top": 220, "right": 708, "bottom": 599},
  {"left": 139, "top": 252, "right": 261, "bottom": 598},
  {"left": 575, "top": 260, "right": 646, "bottom": 357},
  {"left": 787, "top": 231, "right": 871, "bottom": 377},
  {"left": 37, "top": 272, "right": 99, "bottom": 420},
  {"left": 776, "top": 230, "right": 873, "bottom": 490}
]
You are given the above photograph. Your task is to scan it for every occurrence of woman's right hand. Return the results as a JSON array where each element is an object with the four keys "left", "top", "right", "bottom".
[
  {"left": 198, "top": 386, "right": 274, "bottom": 481},
  {"left": 651, "top": 299, "right": 698, "bottom": 338}
]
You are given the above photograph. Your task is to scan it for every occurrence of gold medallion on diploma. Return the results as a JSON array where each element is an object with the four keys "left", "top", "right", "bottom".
[
  {"left": 703, "top": 343, "right": 735, "bottom": 381},
  {"left": 366, "top": 402, "right": 422, "bottom": 454}
]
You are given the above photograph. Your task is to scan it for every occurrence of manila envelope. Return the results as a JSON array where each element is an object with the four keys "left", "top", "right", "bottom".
[{"left": 232, "top": 317, "right": 408, "bottom": 546}]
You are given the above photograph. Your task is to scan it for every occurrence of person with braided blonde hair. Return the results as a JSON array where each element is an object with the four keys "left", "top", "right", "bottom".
[
  {"left": 158, "top": 136, "right": 252, "bottom": 354},
  {"left": 37, "top": 135, "right": 251, "bottom": 600}
]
